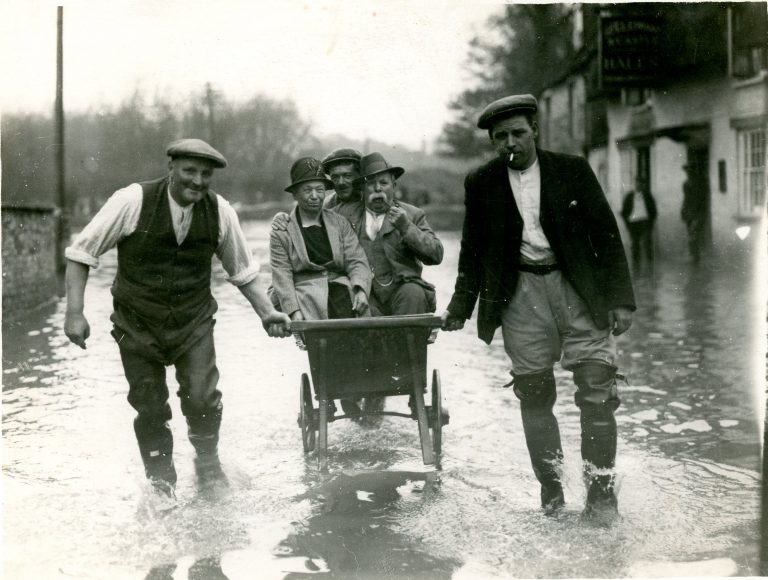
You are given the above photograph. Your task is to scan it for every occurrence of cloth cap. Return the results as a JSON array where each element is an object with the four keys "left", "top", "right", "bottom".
[
  {"left": 357, "top": 152, "right": 405, "bottom": 182},
  {"left": 477, "top": 94, "right": 538, "bottom": 130},
  {"left": 321, "top": 148, "right": 362, "bottom": 172},
  {"left": 166, "top": 138, "right": 227, "bottom": 168},
  {"left": 286, "top": 157, "right": 334, "bottom": 193}
]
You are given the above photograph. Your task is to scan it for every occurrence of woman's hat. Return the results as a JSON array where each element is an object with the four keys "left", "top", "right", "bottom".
[
  {"left": 358, "top": 152, "right": 405, "bottom": 182},
  {"left": 285, "top": 157, "right": 334, "bottom": 193}
]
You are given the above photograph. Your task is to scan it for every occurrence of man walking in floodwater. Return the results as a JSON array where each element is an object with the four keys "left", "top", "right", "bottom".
[
  {"left": 63, "top": 138, "right": 291, "bottom": 508},
  {"left": 441, "top": 94, "right": 635, "bottom": 526},
  {"left": 680, "top": 164, "right": 706, "bottom": 264}
]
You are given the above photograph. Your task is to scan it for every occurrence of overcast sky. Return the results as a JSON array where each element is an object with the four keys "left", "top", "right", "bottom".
[{"left": 1, "top": 0, "right": 503, "bottom": 151}]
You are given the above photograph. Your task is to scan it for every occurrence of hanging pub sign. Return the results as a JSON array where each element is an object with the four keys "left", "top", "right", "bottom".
[{"left": 599, "top": 13, "right": 662, "bottom": 88}]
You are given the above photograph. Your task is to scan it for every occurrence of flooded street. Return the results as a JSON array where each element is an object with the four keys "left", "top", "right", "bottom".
[{"left": 3, "top": 220, "right": 763, "bottom": 579}]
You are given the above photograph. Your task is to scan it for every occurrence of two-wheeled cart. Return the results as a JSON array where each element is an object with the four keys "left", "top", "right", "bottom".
[{"left": 291, "top": 314, "right": 448, "bottom": 472}]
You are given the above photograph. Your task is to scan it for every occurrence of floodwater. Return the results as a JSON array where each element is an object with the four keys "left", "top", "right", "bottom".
[{"left": 2, "top": 221, "right": 764, "bottom": 579}]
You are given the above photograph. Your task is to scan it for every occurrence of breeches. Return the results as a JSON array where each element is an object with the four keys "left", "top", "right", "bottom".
[{"left": 501, "top": 270, "right": 615, "bottom": 376}]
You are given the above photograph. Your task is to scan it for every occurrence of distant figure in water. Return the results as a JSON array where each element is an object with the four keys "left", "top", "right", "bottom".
[{"left": 621, "top": 181, "right": 657, "bottom": 274}]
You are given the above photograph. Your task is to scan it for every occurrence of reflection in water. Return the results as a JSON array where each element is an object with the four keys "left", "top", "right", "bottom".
[
  {"left": 616, "top": 258, "right": 762, "bottom": 472},
  {"left": 277, "top": 470, "right": 459, "bottom": 578}
]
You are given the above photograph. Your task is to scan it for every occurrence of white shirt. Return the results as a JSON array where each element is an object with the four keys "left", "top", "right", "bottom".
[
  {"left": 507, "top": 158, "right": 556, "bottom": 264},
  {"left": 365, "top": 209, "right": 386, "bottom": 240},
  {"left": 64, "top": 183, "right": 260, "bottom": 286},
  {"left": 628, "top": 191, "right": 649, "bottom": 222}
]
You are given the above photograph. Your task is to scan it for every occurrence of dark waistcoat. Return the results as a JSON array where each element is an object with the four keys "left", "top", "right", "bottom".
[
  {"left": 111, "top": 177, "right": 219, "bottom": 331},
  {"left": 360, "top": 231, "right": 394, "bottom": 288}
]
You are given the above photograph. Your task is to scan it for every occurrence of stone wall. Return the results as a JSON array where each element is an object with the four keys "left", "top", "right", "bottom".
[{"left": 2, "top": 206, "right": 59, "bottom": 320}]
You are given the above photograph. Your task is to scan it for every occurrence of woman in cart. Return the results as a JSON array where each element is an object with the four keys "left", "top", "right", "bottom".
[{"left": 269, "top": 156, "right": 371, "bottom": 323}]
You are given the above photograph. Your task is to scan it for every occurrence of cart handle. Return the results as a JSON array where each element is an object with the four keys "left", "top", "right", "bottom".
[{"left": 291, "top": 314, "right": 443, "bottom": 333}]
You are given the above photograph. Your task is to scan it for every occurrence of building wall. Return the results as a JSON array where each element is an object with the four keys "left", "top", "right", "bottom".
[
  {"left": 541, "top": 77, "right": 586, "bottom": 156},
  {"left": 2, "top": 207, "right": 59, "bottom": 320},
  {"left": 606, "top": 74, "right": 766, "bottom": 259}
]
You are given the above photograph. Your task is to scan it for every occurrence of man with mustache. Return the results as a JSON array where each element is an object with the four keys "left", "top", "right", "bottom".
[
  {"left": 441, "top": 95, "right": 635, "bottom": 526},
  {"left": 334, "top": 152, "right": 443, "bottom": 317},
  {"left": 63, "top": 138, "right": 291, "bottom": 508}
]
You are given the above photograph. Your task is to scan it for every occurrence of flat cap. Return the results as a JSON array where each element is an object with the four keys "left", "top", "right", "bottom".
[
  {"left": 321, "top": 148, "right": 362, "bottom": 171},
  {"left": 477, "top": 94, "right": 538, "bottom": 130},
  {"left": 166, "top": 138, "right": 227, "bottom": 168}
]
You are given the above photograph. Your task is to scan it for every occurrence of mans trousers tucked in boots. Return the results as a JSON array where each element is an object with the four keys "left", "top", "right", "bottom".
[
  {"left": 119, "top": 327, "right": 224, "bottom": 492},
  {"left": 573, "top": 360, "right": 621, "bottom": 525},
  {"left": 513, "top": 369, "right": 565, "bottom": 515}
]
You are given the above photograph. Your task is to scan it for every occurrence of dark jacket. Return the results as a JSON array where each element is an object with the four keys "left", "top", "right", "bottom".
[{"left": 446, "top": 149, "right": 635, "bottom": 344}]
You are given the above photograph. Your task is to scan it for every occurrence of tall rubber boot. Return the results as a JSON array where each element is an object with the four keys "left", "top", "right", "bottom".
[
  {"left": 573, "top": 361, "right": 621, "bottom": 525},
  {"left": 513, "top": 369, "right": 565, "bottom": 515},
  {"left": 134, "top": 414, "right": 177, "bottom": 487},
  {"left": 187, "top": 410, "right": 228, "bottom": 489}
]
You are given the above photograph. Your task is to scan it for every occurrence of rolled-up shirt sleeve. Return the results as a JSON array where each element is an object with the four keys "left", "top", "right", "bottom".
[
  {"left": 64, "top": 183, "right": 143, "bottom": 268},
  {"left": 215, "top": 196, "right": 260, "bottom": 286}
]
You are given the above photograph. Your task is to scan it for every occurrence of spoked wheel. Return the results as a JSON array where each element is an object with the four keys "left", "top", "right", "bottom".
[
  {"left": 299, "top": 373, "right": 316, "bottom": 453},
  {"left": 431, "top": 369, "right": 445, "bottom": 465}
]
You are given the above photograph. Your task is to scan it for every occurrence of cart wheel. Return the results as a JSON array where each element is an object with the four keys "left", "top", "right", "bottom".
[
  {"left": 299, "top": 373, "right": 316, "bottom": 453},
  {"left": 431, "top": 369, "right": 443, "bottom": 463}
]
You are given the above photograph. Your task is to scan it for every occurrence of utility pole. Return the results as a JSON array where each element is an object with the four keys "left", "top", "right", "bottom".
[
  {"left": 55, "top": 5, "right": 67, "bottom": 281},
  {"left": 204, "top": 82, "right": 217, "bottom": 145}
]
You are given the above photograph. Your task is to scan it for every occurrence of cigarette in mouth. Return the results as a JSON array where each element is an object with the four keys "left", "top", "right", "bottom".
[{"left": 508, "top": 152, "right": 515, "bottom": 163}]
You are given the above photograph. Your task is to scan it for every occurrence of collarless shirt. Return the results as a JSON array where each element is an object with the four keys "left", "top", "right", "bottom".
[
  {"left": 506, "top": 158, "right": 556, "bottom": 264},
  {"left": 65, "top": 182, "right": 260, "bottom": 286},
  {"left": 167, "top": 189, "right": 196, "bottom": 244},
  {"left": 628, "top": 191, "right": 649, "bottom": 222}
]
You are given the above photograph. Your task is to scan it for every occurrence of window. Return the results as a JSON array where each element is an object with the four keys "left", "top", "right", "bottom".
[
  {"left": 731, "top": 4, "right": 768, "bottom": 79},
  {"left": 738, "top": 128, "right": 766, "bottom": 217}
]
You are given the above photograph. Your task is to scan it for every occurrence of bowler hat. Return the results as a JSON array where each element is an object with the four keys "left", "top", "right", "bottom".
[
  {"left": 321, "top": 148, "right": 362, "bottom": 172},
  {"left": 166, "top": 138, "right": 227, "bottom": 168},
  {"left": 285, "top": 157, "right": 334, "bottom": 193},
  {"left": 477, "top": 94, "right": 538, "bottom": 130},
  {"left": 358, "top": 152, "right": 405, "bottom": 181}
]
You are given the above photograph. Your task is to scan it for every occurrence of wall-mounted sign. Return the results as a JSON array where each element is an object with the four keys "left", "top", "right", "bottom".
[{"left": 599, "top": 14, "right": 662, "bottom": 88}]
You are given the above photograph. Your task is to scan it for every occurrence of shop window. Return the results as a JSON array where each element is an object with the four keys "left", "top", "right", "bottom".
[
  {"left": 738, "top": 128, "right": 766, "bottom": 217},
  {"left": 731, "top": 4, "right": 768, "bottom": 79}
]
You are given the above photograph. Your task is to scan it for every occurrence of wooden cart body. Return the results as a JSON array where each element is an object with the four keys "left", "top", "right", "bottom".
[{"left": 292, "top": 314, "right": 447, "bottom": 472}]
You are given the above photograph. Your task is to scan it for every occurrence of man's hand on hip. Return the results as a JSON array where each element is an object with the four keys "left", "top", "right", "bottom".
[
  {"left": 608, "top": 307, "right": 633, "bottom": 336},
  {"left": 64, "top": 312, "right": 90, "bottom": 349}
]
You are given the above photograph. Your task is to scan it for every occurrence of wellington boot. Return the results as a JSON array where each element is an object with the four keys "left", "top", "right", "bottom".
[
  {"left": 148, "top": 477, "right": 178, "bottom": 512},
  {"left": 541, "top": 482, "right": 565, "bottom": 516},
  {"left": 194, "top": 454, "right": 229, "bottom": 491},
  {"left": 582, "top": 474, "right": 619, "bottom": 527}
]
